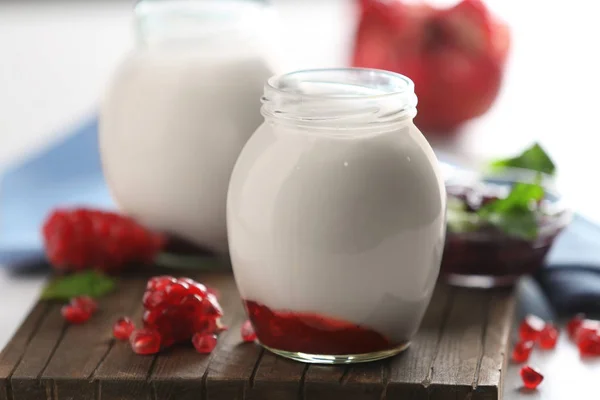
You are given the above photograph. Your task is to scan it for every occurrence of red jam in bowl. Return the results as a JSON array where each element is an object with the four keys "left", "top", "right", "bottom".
[{"left": 441, "top": 177, "right": 571, "bottom": 288}]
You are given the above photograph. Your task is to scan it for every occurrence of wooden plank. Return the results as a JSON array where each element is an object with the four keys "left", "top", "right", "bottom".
[
  {"left": 43, "top": 277, "right": 145, "bottom": 400},
  {"left": 474, "top": 290, "right": 516, "bottom": 400},
  {"left": 246, "top": 352, "right": 307, "bottom": 400},
  {"left": 428, "top": 289, "right": 490, "bottom": 400},
  {"left": 150, "top": 273, "right": 240, "bottom": 400},
  {"left": 303, "top": 364, "right": 347, "bottom": 400},
  {"left": 386, "top": 284, "right": 454, "bottom": 400},
  {"left": 0, "top": 303, "right": 50, "bottom": 400},
  {"left": 92, "top": 299, "right": 154, "bottom": 400},
  {"left": 204, "top": 282, "right": 262, "bottom": 400},
  {"left": 10, "top": 304, "right": 66, "bottom": 400}
]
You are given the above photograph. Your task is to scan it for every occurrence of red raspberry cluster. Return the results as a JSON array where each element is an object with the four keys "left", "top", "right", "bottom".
[
  {"left": 513, "top": 313, "right": 600, "bottom": 391},
  {"left": 42, "top": 208, "right": 165, "bottom": 272}
]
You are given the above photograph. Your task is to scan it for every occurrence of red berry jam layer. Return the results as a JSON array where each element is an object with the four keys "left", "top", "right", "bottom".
[{"left": 244, "top": 300, "right": 395, "bottom": 355}]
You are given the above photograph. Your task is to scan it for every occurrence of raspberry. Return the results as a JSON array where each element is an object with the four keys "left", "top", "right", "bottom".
[
  {"left": 192, "top": 333, "right": 218, "bottom": 354},
  {"left": 113, "top": 317, "right": 135, "bottom": 340},
  {"left": 241, "top": 320, "right": 257, "bottom": 342},
  {"left": 130, "top": 328, "right": 161, "bottom": 355},
  {"left": 71, "top": 296, "right": 98, "bottom": 314},
  {"left": 42, "top": 208, "right": 165, "bottom": 272},
  {"left": 61, "top": 304, "right": 92, "bottom": 324},
  {"left": 520, "top": 365, "right": 544, "bottom": 389}
]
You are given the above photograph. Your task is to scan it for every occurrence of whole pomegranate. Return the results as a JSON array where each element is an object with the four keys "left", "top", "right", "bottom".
[{"left": 352, "top": 0, "right": 510, "bottom": 133}]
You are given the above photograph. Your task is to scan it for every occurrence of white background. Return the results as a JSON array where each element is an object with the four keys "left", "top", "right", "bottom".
[{"left": 1, "top": 1, "right": 600, "bottom": 396}]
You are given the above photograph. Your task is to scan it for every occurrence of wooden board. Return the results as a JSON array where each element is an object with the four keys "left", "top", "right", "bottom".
[{"left": 0, "top": 270, "right": 516, "bottom": 400}]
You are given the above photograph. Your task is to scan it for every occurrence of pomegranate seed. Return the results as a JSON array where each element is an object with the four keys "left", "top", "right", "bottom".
[
  {"left": 188, "top": 282, "right": 208, "bottom": 298},
  {"left": 147, "top": 276, "right": 176, "bottom": 291},
  {"left": 70, "top": 296, "right": 98, "bottom": 314},
  {"left": 142, "top": 309, "right": 161, "bottom": 326},
  {"left": 143, "top": 290, "right": 166, "bottom": 309},
  {"left": 567, "top": 313, "right": 585, "bottom": 339},
  {"left": 113, "top": 317, "right": 135, "bottom": 340},
  {"left": 538, "top": 323, "right": 559, "bottom": 349},
  {"left": 511, "top": 341, "right": 534, "bottom": 363},
  {"left": 241, "top": 320, "right": 257, "bottom": 342},
  {"left": 61, "top": 304, "right": 92, "bottom": 324},
  {"left": 574, "top": 320, "right": 600, "bottom": 342},
  {"left": 165, "top": 282, "right": 189, "bottom": 304},
  {"left": 519, "top": 315, "right": 545, "bottom": 342},
  {"left": 520, "top": 365, "right": 544, "bottom": 389},
  {"left": 194, "top": 317, "right": 228, "bottom": 334},
  {"left": 201, "top": 294, "right": 223, "bottom": 318},
  {"left": 192, "top": 333, "right": 218, "bottom": 354},
  {"left": 179, "top": 294, "right": 203, "bottom": 314},
  {"left": 130, "top": 328, "right": 161, "bottom": 355},
  {"left": 578, "top": 330, "right": 600, "bottom": 356}
]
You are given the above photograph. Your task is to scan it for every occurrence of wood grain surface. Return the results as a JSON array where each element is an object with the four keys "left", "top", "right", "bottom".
[{"left": 0, "top": 270, "right": 516, "bottom": 400}]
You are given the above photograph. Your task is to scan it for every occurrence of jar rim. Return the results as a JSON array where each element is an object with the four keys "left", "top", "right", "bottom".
[
  {"left": 266, "top": 68, "right": 416, "bottom": 101},
  {"left": 262, "top": 68, "right": 418, "bottom": 129}
]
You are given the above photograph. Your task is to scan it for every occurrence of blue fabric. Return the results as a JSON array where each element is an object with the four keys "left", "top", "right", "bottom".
[
  {"left": 0, "top": 119, "right": 599, "bottom": 312},
  {"left": 0, "top": 118, "right": 114, "bottom": 267}
]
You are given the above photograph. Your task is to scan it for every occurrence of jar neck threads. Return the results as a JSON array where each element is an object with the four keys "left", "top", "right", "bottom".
[{"left": 261, "top": 68, "right": 418, "bottom": 131}]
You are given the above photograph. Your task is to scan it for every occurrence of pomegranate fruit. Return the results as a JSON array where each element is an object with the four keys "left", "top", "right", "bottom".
[
  {"left": 352, "top": 0, "right": 510, "bottom": 133},
  {"left": 42, "top": 208, "right": 165, "bottom": 272}
]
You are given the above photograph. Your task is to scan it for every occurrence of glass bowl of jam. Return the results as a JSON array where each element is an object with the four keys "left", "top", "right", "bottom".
[{"left": 441, "top": 167, "right": 572, "bottom": 288}]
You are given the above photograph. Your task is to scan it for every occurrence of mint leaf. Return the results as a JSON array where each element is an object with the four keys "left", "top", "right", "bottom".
[
  {"left": 477, "top": 181, "right": 544, "bottom": 239},
  {"left": 446, "top": 196, "right": 481, "bottom": 233},
  {"left": 491, "top": 143, "right": 556, "bottom": 175},
  {"left": 41, "top": 271, "right": 117, "bottom": 300}
]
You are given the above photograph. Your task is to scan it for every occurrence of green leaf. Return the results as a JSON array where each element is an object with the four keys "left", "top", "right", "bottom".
[
  {"left": 446, "top": 196, "right": 481, "bottom": 233},
  {"left": 41, "top": 271, "right": 117, "bottom": 301},
  {"left": 477, "top": 181, "right": 544, "bottom": 240},
  {"left": 490, "top": 142, "right": 556, "bottom": 175}
]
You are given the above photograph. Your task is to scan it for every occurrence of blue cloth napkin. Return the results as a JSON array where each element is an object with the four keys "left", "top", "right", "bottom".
[
  {"left": 0, "top": 118, "right": 114, "bottom": 267},
  {"left": 1, "top": 119, "right": 599, "bottom": 313}
]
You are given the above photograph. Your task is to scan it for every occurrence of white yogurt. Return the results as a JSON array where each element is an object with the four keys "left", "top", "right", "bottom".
[
  {"left": 228, "top": 74, "right": 447, "bottom": 345},
  {"left": 99, "top": 0, "right": 274, "bottom": 252}
]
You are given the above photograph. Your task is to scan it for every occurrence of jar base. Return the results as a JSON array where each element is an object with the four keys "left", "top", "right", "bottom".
[
  {"left": 260, "top": 341, "right": 411, "bottom": 365},
  {"left": 444, "top": 273, "right": 520, "bottom": 288}
]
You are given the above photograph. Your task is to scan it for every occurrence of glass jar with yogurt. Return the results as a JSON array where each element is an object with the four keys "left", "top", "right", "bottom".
[
  {"left": 227, "top": 68, "right": 447, "bottom": 364},
  {"left": 100, "top": 0, "right": 275, "bottom": 258}
]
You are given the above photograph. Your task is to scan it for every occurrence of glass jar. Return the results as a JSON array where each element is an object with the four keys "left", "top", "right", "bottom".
[
  {"left": 227, "top": 68, "right": 447, "bottom": 364},
  {"left": 99, "top": 0, "right": 275, "bottom": 257}
]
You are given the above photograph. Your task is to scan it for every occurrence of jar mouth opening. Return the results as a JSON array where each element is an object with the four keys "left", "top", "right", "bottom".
[
  {"left": 266, "top": 68, "right": 415, "bottom": 100},
  {"left": 135, "top": 0, "right": 268, "bottom": 45},
  {"left": 262, "top": 68, "right": 418, "bottom": 129}
]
